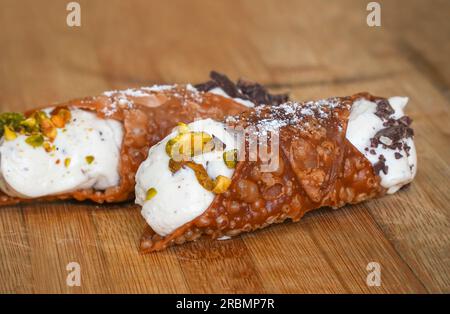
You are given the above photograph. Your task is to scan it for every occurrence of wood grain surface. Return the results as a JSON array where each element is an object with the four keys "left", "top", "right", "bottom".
[{"left": 0, "top": 0, "right": 448, "bottom": 293}]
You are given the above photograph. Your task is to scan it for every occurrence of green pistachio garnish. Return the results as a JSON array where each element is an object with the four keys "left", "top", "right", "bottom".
[
  {"left": 223, "top": 149, "right": 238, "bottom": 169},
  {"left": 169, "top": 159, "right": 231, "bottom": 194},
  {"left": 32, "top": 110, "right": 49, "bottom": 122},
  {"left": 177, "top": 122, "right": 190, "bottom": 134},
  {"left": 146, "top": 188, "right": 157, "bottom": 201},
  {"left": 50, "top": 108, "right": 71, "bottom": 128},
  {"left": 165, "top": 122, "right": 231, "bottom": 194},
  {"left": 20, "top": 117, "right": 38, "bottom": 131},
  {"left": 0, "top": 112, "right": 25, "bottom": 137},
  {"left": 25, "top": 134, "right": 44, "bottom": 147},
  {"left": 85, "top": 155, "right": 95, "bottom": 164},
  {"left": 3, "top": 126, "right": 17, "bottom": 141},
  {"left": 166, "top": 131, "right": 216, "bottom": 160},
  {"left": 43, "top": 142, "right": 55, "bottom": 152},
  {"left": 0, "top": 109, "right": 70, "bottom": 143},
  {"left": 212, "top": 175, "right": 232, "bottom": 194}
]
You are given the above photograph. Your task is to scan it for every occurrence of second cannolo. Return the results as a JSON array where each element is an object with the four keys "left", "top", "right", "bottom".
[{"left": 0, "top": 72, "right": 288, "bottom": 205}]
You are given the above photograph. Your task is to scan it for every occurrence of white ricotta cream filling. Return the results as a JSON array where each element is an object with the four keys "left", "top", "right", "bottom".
[
  {"left": 0, "top": 108, "right": 123, "bottom": 198},
  {"left": 346, "top": 97, "right": 417, "bottom": 194},
  {"left": 135, "top": 119, "right": 237, "bottom": 236}
]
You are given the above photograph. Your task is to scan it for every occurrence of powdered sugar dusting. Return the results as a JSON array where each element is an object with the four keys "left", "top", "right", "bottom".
[
  {"left": 227, "top": 97, "right": 348, "bottom": 136},
  {"left": 141, "top": 84, "right": 176, "bottom": 93},
  {"left": 101, "top": 84, "right": 204, "bottom": 116}
]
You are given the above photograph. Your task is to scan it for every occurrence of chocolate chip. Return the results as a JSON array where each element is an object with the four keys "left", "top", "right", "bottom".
[
  {"left": 210, "top": 71, "right": 241, "bottom": 98},
  {"left": 398, "top": 116, "right": 413, "bottom": 126},
  {"left": 374, "top": 124, "right": 413, "bottom": 147},
  {"left": 373, "top": 154, "right": 388, "bottom": 175},
  {"left": 403, "top": 142, "right": 411, "bottom": 157},
  {"left": 394, "top": 152, "right": 402, "bottom": 159},
  {"left": 370, "top": 149, "right": 376, "bottom": 155},
  {"left": 195, "top": 71, "right": 289, "bottom": 106},
  {"left": 383, "top": 118, "right": 396, "bottom": 127},
  {"left": 375, "top": 99, "right": 395, "bottom": 120},
  {"left": 391, "top": 142, "right": 403, "bottom": 150},
  {"left": 237, "top": 79, "right": 289, "bottom": 106},
  {"left": 194, "top": 80, "right": 217, "bottom": 92},
  {"left": 370, "top": 137, "right": 379, "bottom": 148}
]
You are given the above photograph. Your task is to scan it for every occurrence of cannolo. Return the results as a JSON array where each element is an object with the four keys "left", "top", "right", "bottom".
[
  {"left": 0, "top": 72, "right": 288, "bottom": 205},
  {"left": 136, "top": 92, "right": 417, "bottom": 252}
]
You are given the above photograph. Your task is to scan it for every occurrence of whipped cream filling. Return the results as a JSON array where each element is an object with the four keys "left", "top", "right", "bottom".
[
  {"left": 135, "top": 119, "right": 237, "bottom": 236},
  {"left": 0, "top": 108, "right": 123, "bottom": 198},
  {"left": 346, "top": 97, "right": 417, "bottom": 193}
]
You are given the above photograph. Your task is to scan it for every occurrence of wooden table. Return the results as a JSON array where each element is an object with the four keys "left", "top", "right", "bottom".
[{"left": 0, "top": 0, "right": 448, "bottom": 293}]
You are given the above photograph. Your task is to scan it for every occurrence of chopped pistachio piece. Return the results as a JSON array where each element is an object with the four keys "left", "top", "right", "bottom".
[
  {"left": 85, "top": 155, "right": 95, "bottom": 164},
  {"left": 3, "top": 126, "right": 17, "bottom": 141},
  {"left": 20, "top": 117, "right": 38, "bottom": 131},
  {"left": 43, "top": 142, "right": 54, "bottom": 152},
  {"left": 166, "top": 131, "right": 214, "bottom": 160},
  {"left": 146, "top": 187, "right": 157, "bottom": 201},
  {"left": 185, "top": 161, "right": 215, "bottom": 191},
  {"left": 177, "top": 122, "right": 190, "bottom": 134},
  {"left": 64, "top": 158, "right": 71, "bottom": 168},
  {"left": 50, "top": 108, "right": 71, "bottom": 128},
  {"left": 168, "top": 158, "right": 183, "bottom": 173},
  {"left": 32, "top": 111, "right": 49, "bottom": 124},
  {"left": 25, "top": 134, "right": 44, "bottom": 147},
  {"left": 168, "top": 158, "right": 233, "bottom": 194},
  {"left": 39, "top": 118, "right": 57, "bottom": 141},
  {"left": 190, "top": 132, "right": 214, "bottom": 156},
  {"left": 0, "top": 112, "right": 25, "bottom": 137},
  {"left": 223, "top": 149, "right": 238, "bottom": 169},
  {"left": 165, "top": 137, "right": 178, "bottom": 156},
  {"left": 212, "top": 175, "right": 232, "bottom": 194},
  {"left": 50, "top": 114, "right": 65, "bottom": 128}
]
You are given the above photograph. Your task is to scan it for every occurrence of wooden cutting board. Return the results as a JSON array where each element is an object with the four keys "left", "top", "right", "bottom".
[{"left": 0, "top": 0, "right": 448, "bottom": 293}]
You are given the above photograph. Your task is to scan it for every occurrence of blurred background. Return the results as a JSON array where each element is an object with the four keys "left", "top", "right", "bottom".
[{"left": 0, "top": 0, "right": 449, "bottom": 110}]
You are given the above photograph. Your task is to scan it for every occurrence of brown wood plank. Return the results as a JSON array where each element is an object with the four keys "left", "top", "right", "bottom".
[{"left": 0, "top": 206, "right": 32, "bottom": 293}]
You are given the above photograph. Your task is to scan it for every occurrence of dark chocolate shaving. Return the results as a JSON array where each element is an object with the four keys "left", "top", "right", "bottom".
[
  {"left": 195, "top": 71, "right": 289, "bottom": 106},
  {"left": 194, "top": 79, "right": 217, "bottom": 93},
  {"left": 375, "top": 99, "right": 395, "bottom": 120},
  {"left": 398, "top": 116, "right": 413, "bottom": 127},
  {"left": 374, "top": 125, "right": 412, "bottom": 145},
  {"left": 209, "top": 71, "right": 241, "bottom": 98},
  {"left": 394, "top": 152, "right": 403, "bottom": 159},
  {"left": 370, "top": 104, "right": 414, "bottom": 152},
  {"left": 373, "top": 154, "right": 388, "bottom": 175},
  {"left": 370, "top": 138, "right": 379, "bottom": 148},
  {"left": 403, "top": 142, "right": 411, "bottom": 157},
  {"left": 237, "top": 79, "right": 289, "bottom": 107}
]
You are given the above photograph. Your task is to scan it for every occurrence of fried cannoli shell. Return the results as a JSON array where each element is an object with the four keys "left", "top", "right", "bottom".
[
  {"left": 0, "top": 86, "right": 250, "bottom": 206},
  {"left": 140, "top": 93, "right": 389, "bottom": 252}
]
